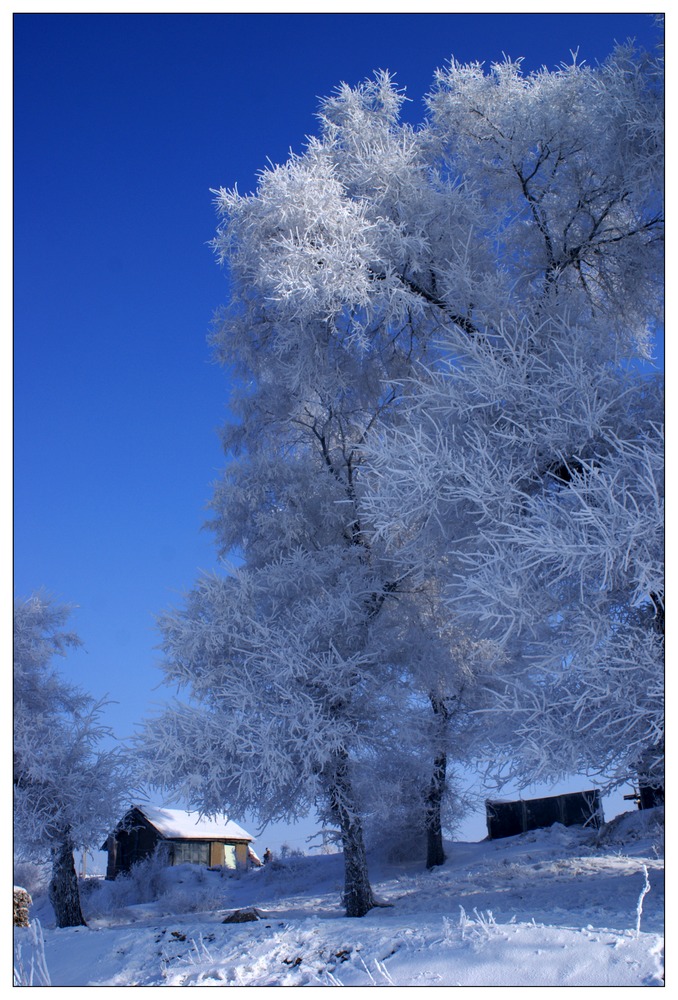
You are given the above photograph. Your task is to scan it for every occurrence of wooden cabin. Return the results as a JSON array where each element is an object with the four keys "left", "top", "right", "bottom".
[
  {"left": 485, "top": 789, "right": 603, "bottom": 840},
  {"left": 102, "top": 805, "right": 256, "bottom": 880}
]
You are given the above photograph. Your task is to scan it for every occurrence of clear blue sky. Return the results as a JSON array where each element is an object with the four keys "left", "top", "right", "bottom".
[{"left": 13, "top": 12, "right": 662, "bottom": 850}]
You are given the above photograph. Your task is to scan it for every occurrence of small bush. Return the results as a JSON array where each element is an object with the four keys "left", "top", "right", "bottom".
[
  {"left": 80, "top": 852, "right": 237, "bottom": 919},
  {"left": 279, "top": 843, "right": 305, "bottom": 859},
  {"left": 13, "top": 860, "right": 50, "bottom": 900}
]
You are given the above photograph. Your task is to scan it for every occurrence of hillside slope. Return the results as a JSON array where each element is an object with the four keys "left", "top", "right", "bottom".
[{"left": 14, "top": 807, "right": 664, "bottom": 987}]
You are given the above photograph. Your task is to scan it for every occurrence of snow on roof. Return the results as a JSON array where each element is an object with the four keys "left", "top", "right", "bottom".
[{"left": 135, "top": 805, "right": 254, "bottom": 842}]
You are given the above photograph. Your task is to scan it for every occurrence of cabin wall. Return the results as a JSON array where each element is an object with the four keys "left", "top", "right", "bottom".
[{"left": 105, "top": 812, "right": 162, "bottom": 879}]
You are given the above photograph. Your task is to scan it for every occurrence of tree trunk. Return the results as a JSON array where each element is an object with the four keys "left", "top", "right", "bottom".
[
  {"left": 637, "top": 594, "right": 665, "bottom": 809},
  {"left": 49, "top": 831, "right": 86, "bottom": 928},
  {"left": 329, "top": 750, "right": 376, "bottom": 917},
  {"left": 425, "top": 748, "right": 447, "bottom": 869},
  {"left": 637, "top": 737, "right": 664, "bottom": 810},
  {"left": 425, "top": 694, "right": 450, "bottom": 869}
]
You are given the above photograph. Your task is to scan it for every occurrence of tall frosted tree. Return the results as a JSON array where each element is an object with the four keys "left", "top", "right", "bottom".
[
  {"left": 14, "top": 594, "right": 130, "bottom": 928},
  {"left": 142, "top": 73, "right": 492, "bottom": 912},
  {"left": 364, "top": 42, "right": 664, "bottom": 793}
]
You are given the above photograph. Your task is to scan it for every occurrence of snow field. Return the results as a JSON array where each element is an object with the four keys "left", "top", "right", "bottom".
[{"left": 15, "top": 809, "right": 664, "bottom": 987}]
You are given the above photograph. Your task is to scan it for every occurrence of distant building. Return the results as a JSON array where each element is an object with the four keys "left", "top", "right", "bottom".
[
  {"left": 102, "top": 804, "right": 256, "bottom": 880},
  {"left": 485, "top": 790, "right": 603, "bottom": 840}
]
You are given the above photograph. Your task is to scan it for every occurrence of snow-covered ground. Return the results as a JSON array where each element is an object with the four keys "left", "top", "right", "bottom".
[{"left": 14, "top": 807, "right": 664, "bottom": 987}]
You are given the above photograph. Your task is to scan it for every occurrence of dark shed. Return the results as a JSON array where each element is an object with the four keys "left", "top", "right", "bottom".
[{"left": 485, "top": 789, "right": 603, "bottom": 840}]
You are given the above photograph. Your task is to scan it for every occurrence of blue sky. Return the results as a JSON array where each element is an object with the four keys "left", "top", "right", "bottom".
[{"left": 13, "top": 12, "right": 662, "bottom": 850}]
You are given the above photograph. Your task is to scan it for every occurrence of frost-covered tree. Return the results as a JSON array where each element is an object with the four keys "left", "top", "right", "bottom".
[
  {"left": 144, "top": 35, "right": 662, "bottom": 913},
  {"left": 363, "top": 43, "right": 664, "bottom": 792},
  {"left": 14, "top": 594, "right": 130, "bottom": 928},
  {"left": 142, "top": 73, "right": 490, "bottom": 913}
]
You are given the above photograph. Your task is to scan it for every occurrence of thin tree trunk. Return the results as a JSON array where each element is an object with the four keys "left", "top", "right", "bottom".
[
  {"left": 425, "top": 748, "right": 447, "bottom": 869},
  {"left": 48, "top": 830, "right": 86, "bottom": 928},
  {"left": 637, "top": 594, "right": 664, "bottom": 809},
  {"left": 425, "top": 694, "right": 450, "bottom": 869},
  {"left": 329, "top": 750, "right": 376, "bottom": 917}
]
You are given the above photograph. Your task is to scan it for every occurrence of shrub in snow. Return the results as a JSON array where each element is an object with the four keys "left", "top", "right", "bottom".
[
  {"left": 13, "top": 860, "right": 50, "bottom": 903},
  {"left": 279, "top": 843, "right": 306, "bottom": 860},
  {"left": 80, "top": 855, "right": 244, "bottom": 920},
  {"left": 13, "top": 919, "right": 51, "bottom": 987}
]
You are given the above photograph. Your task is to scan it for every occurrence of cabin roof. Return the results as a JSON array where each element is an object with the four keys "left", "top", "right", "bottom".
[{"left": 131, "top": 804, "right": 254, "bottom": 842}]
